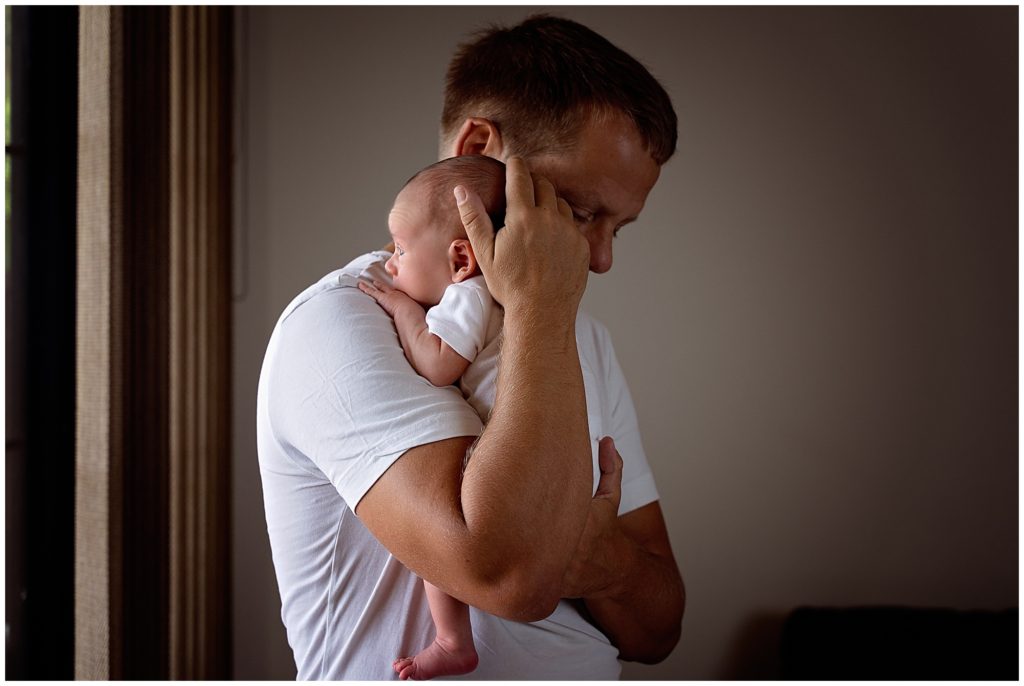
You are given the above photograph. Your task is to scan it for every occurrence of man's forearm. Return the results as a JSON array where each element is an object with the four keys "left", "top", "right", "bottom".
[
  {"left": 458, "top": 308, "right": 593, "bottom": 619},
  {"left": 358, "top": 310, "right": 593, "bottom": 623},
  {"left": 453, "top": 162, "right": 594, "bottom": 617},
  {"left": 583, "top": 530, "right": 684, "bottom": 663},
  {"left": 562, "top": 490, "right": 684, "bottom": 663}
]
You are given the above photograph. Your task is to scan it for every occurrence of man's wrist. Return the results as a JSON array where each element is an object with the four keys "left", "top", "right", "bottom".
[
  {"left": 502, "top": 306, "right": 578, "bottom": 351},
  {"left": 589, "top": 523, "right": 643, "bottom": 602}
]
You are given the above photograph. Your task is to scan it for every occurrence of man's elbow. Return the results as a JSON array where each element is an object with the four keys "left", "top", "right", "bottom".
[
  {"left": 486, "top": 579, "right": 562, "bottom": 623},
  {"left": 619, "top": 622, "right": 681, "bottom": 664},
  {"left": 503, "top": 584, "right": 562, "bottom": 623},
  {"left": 467, "top": 563, "right": 563, "bottom": 623},
  {"left": 618, "top": 586, "right": 685, "bottom": 664}
]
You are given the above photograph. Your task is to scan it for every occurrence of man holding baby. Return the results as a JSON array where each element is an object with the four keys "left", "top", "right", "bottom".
[{"left": 257, "top": 14, "right": 685, "bottom": 680}]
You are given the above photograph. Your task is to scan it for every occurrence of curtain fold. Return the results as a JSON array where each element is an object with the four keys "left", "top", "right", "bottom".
[{"left": 74, "top": 6, "right": 232, "bottom": 679}]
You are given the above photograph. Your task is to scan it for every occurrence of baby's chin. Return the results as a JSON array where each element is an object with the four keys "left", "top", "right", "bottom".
[
  {"left": 411, "top": 290, "right": 443, "bottom": 310},
  {"left": 422, "top": 284, "right": 458, "bottom": 309}
]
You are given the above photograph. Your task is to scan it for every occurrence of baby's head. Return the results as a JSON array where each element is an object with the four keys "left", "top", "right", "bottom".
[{"left": 385, "top": 155, "right": 506, "bottom": 307}]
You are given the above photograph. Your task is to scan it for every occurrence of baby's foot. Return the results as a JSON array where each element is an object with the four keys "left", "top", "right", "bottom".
[{"left": 393, "top": 636, "right": 479, "bottom": 681}]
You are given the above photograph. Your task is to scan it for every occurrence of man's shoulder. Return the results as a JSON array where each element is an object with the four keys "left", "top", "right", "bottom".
[
  {"left": 265, "top": 250, "right": 401, "bottom": 378},
  {"left": 279, "top": 250, "right": 392, "bottom": 325}
]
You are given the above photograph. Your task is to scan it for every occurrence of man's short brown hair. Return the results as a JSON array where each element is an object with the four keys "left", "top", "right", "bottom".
[{"left": 441, "top": 14, "right": 678, "bottom": 165}]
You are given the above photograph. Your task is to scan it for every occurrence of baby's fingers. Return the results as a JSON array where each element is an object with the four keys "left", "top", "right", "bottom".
[{"left": 357, "top": 280, "right": 382, "bottom": 300}]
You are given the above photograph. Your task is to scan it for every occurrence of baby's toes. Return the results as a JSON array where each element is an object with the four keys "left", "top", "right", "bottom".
[{"left": 393, "top": 657, "right": 416, "bottom": 680}]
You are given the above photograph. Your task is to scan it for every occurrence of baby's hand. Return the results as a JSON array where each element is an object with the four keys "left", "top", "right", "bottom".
[{"left": 358, "top": 279, "right": 420, "bottom": 320}]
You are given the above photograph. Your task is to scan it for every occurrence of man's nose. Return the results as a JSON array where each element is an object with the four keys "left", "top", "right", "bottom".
[{"left": 587, "top": 230, "right": 613, "bottom": 274}]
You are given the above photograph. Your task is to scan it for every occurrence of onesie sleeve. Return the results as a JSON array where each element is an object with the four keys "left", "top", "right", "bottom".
[{"left": 424, "top": 279, "right": 491, "bottom": 362}]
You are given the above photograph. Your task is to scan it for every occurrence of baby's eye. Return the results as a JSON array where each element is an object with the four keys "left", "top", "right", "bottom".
[{"left": 395, "top": 245, "right": 406, "bottom": 256}]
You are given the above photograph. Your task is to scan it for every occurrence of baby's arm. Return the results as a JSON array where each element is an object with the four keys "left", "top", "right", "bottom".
[{"left": 358, "top": 279, "right": 471, "bottom": 387}]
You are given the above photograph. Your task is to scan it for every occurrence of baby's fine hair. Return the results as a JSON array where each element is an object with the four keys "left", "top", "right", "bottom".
[{"left": 403, "top": 155, "right": 506, "bottom": 238}]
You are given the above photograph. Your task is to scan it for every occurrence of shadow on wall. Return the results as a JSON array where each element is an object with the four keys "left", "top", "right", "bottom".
[
  {"left": 779, "top": 606, "right": 1019, "bottom": 680},
  {"left": 714, "top": 606, "right": 1019, "bottom": 680},
  {"left": 714, "top": 611, "right": 787, "bottom": 679}
]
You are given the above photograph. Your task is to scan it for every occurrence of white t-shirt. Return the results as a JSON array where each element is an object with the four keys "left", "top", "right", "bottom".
[
  {"left": 424, "top": 275, "right": 502, "bottom": 419},
  {"left": 257, "top": 251, "right": 659, "bottom": 680}
]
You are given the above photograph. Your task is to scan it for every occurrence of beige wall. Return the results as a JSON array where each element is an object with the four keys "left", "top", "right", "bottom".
[{"left": 231, "top": 6, "right": 1017, "bottom": 680}]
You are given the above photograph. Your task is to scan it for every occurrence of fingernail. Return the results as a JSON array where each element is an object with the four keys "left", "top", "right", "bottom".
[{"left": 453, "top": 185, "right": 467, "bottom": 205}]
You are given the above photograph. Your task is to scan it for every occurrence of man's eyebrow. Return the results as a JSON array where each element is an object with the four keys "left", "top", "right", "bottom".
[{"left": 562, "top": 190, "right": 600, "bottom": 210}]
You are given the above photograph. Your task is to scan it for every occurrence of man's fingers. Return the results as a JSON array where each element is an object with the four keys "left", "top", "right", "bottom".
[
  {"left": 455, "top": 185, "right": 495, "bottom": 269},
  {"left": 504, "top": 156, "right": 535, "bottom": 209},
  {"left": 533, "top": 175, "right": 558, "bottom": 209},
  {"left": 595, "top": 437, "right": 624, "bottom": 510},
  {"left": 556, "top": 197, "right": 573, "bottom": 220}
]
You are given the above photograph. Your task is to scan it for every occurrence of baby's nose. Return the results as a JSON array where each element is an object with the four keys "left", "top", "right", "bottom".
[{"left": 385, "top": 254, "right": 398, "bottom": 276}]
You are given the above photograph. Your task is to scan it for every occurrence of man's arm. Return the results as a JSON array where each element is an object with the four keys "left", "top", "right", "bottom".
[
  {"left": 562, "top": 438, "right": 685, "bottom": 663},
  {"left": 356, "top": 158, "right": 595, "bottom": 622},
  {"left": 583, "top": 503, "right": 685, "bottom": 663}
]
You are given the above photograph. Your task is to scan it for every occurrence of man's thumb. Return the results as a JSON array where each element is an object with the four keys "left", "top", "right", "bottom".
[
  {"left": 454, "top": 185, "right": 494, "bottom": 266},
  {"left": 596, "top": 437, "right": 623, "bottom": 508}
]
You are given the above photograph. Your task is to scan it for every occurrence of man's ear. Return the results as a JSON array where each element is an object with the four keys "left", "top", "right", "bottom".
[
  {"left": 448, "top": 239, "right": 478, "bottom": 283},
  {"left": 449, "top": 118, "right": 504, "bottom": 159}
]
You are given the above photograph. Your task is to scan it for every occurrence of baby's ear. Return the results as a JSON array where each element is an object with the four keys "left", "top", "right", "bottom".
[{"left": 448, "top": 239, "right": 478, "bottom": 283}]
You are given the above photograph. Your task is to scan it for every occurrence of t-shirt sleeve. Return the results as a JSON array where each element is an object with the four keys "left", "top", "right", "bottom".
[
  {"left": 599, "top": 327, "right": 660, "bottom": 516},
  {"left": 266, "top": 283, "right": 483, "bottom": 509},
  {"left": 424, "top": 281, "right": 490, "bottom": 362}
]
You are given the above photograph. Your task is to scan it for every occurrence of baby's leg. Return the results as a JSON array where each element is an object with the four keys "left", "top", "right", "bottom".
[{"left": 393, "top": 581, "right": 479, "bottom": 680}]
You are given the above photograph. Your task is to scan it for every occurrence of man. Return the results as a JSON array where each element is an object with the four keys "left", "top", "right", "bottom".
[{"left": 257, "top": 15, "right": 684, "bottom": 679}]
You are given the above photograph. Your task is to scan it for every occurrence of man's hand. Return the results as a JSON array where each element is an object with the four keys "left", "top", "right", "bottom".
[
  {"left": 560, "top": 436, "right": 685, "bottom": 664},
  {"left": 358, "top": 279, "right": 423, "bottom": 321},
  {"left": 561, "top": 437, "right": 627, "bottom": 599},
  {"left": 455, "top": 156, "right": 590, "bottom": 318}
]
